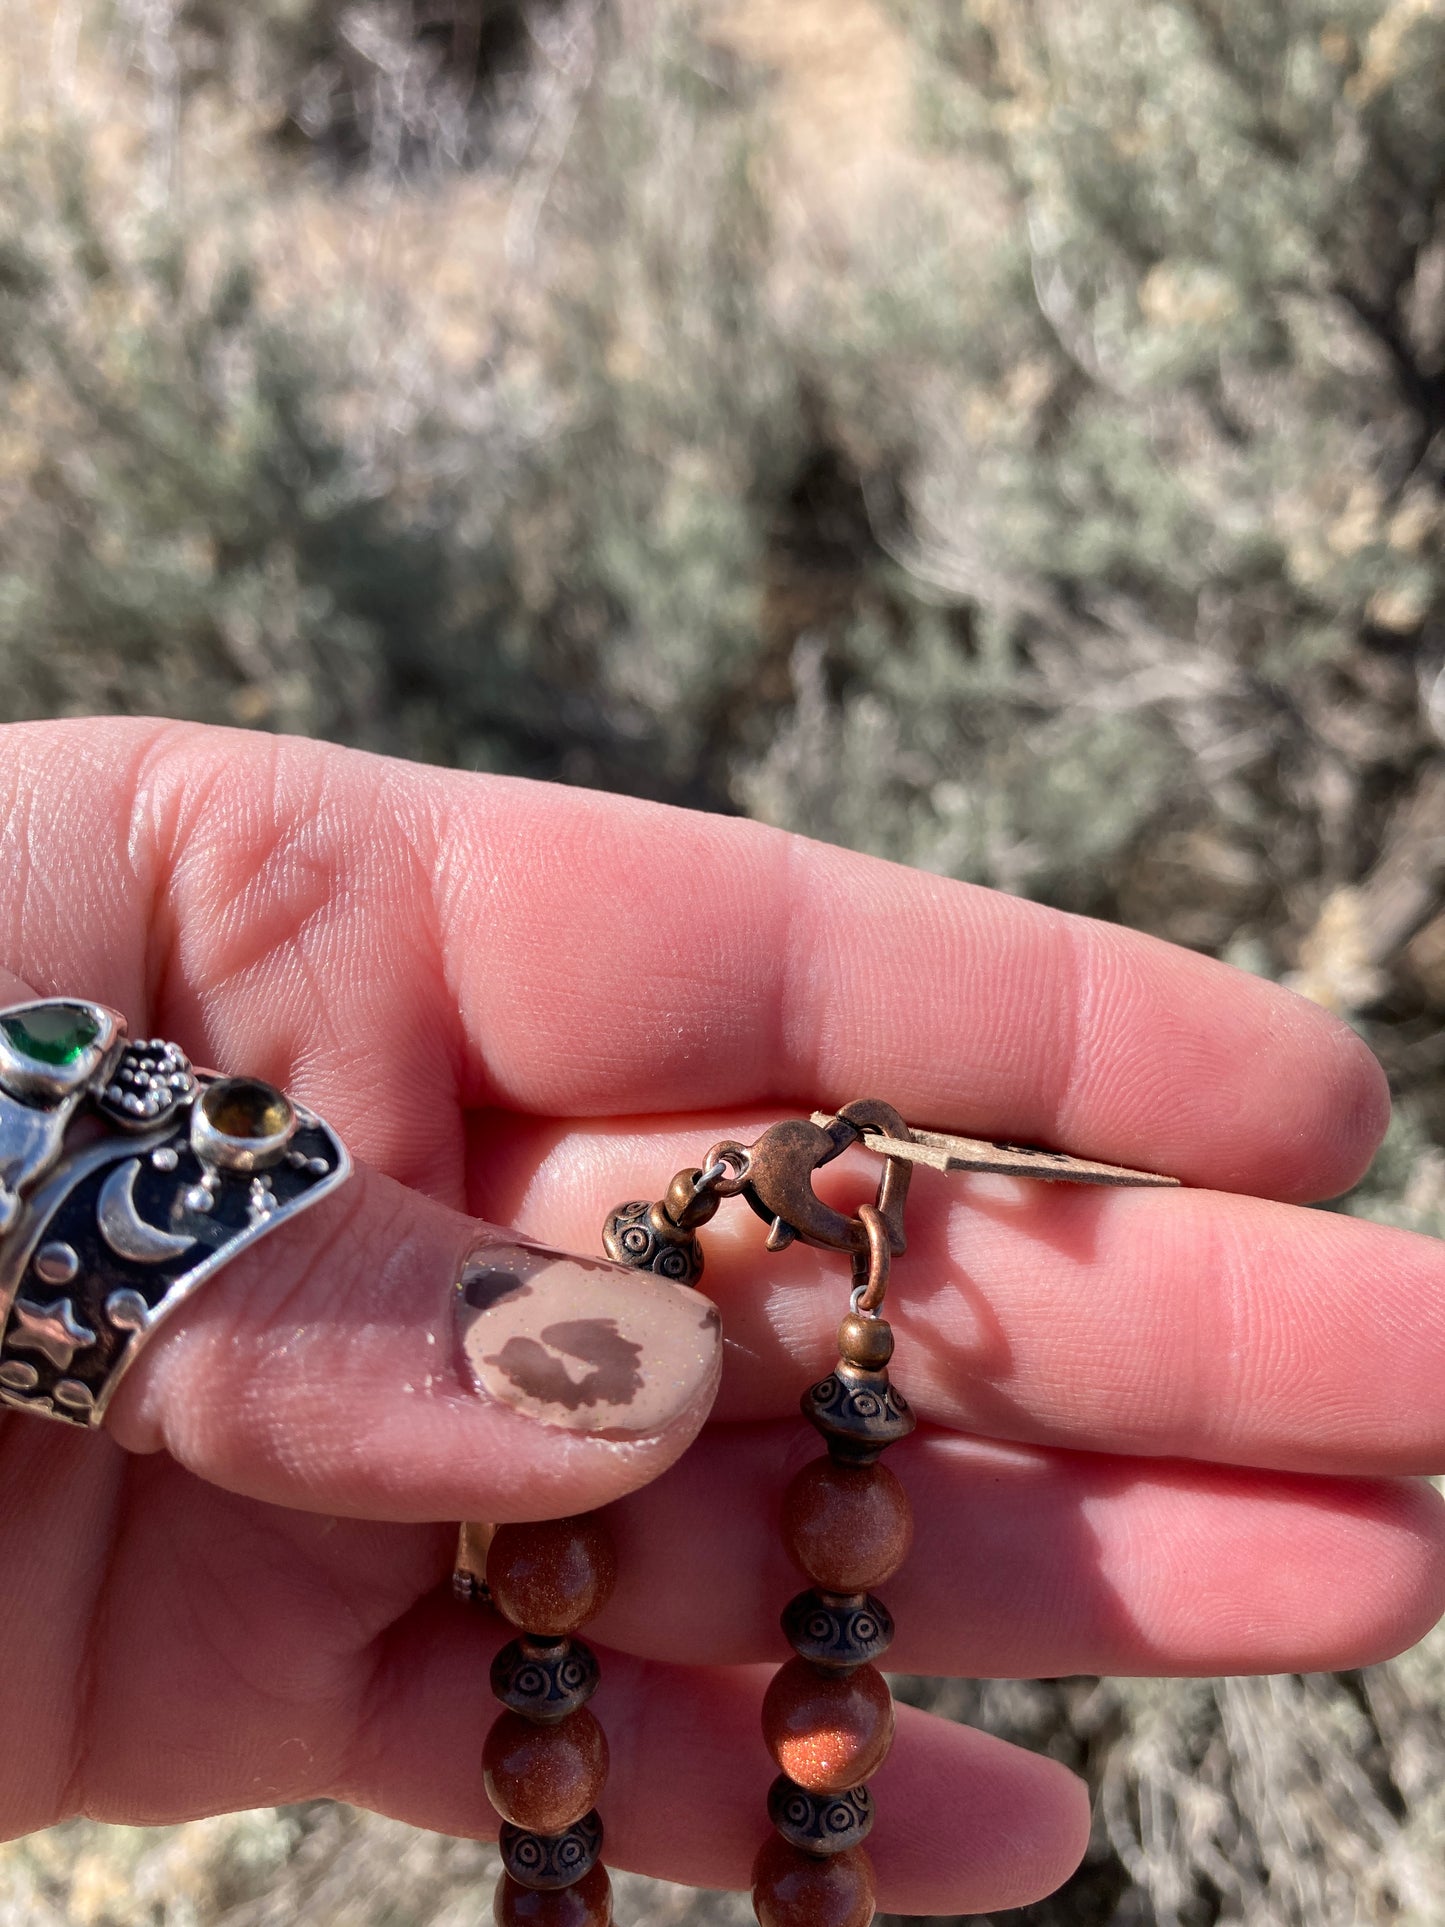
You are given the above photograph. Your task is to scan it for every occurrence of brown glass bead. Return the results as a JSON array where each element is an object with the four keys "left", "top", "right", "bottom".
[
  {"left": 487, "top": 1515, "right": 618, "bottom": 1635},
  {"left": 495, "top": 1861, "right": 612, "bottom": 1927},
  {"left": 782, "top": 1458, "right": 913, "bottom": 1594},
  {"left": 752, "top": 1837, "right": 876, "bottom": 1927},
  {"left": 483, "top": 1707, "right": 609, "bottom": 1832},
  {"left": 837, "top": 1316, "right": 894, "bottom": 1370},
  {"left": 761, "top": 1658, "right": 895, "bottom": 1792}
]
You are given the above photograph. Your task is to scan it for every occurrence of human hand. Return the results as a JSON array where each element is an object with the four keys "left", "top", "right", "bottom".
[{"left": 0, "top": 717, "right": 1439, "bottom": 1916}]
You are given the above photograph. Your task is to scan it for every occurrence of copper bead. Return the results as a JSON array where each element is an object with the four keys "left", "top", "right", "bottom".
[
  {"left": 664, "top": 1167, "right": 720, "bottom": 1230},
  {"left": 782, "top": 1459, "right": 913, "bottom": 1594},
  {"left": 781, "top": 1590, "right": 894, "bottom": 1672},
  {"left": 761, "top": 1658, "right": 895, "bottom": 1792},
  {"left": 752, "top": 1837, "right": 876, "bottom": 1927},
  {"left": 495, "top": 1862, "right": 613, "bottom": 1927},
  {"left": 483, "top": 1707, "right": 609, "bottom": 1832},
  {"left": 837, "top": 1316, "right": 893, "bottom": 1370},
  {"left": 487, "top": 1515, "right": 618, "bottom": 1636}
]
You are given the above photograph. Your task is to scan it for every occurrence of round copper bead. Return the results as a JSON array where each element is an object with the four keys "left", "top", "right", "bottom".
[
  {"left": 664, "top": 1167, "right": 720, "bottom": 1230},
  {"left": 761, "top": 1658, "right": 895, "bottom": 1792},
  {"left": 487, "top": 1515, "right": 618, "bottom": 1636},
  {"left": 495, "top": 1861, "right": 612, "bottom": 1927},
  {"left": 752, "top": 1836, "right": 876, "bottom": 1927},
  {"left": 837, "top": 1315, "right": 893, "bottom": 1370},
  {"left": 782, "top": 1458, "right": 913, "bottom": 1595},
  {"left": 483, "top": 1707, "right": 609, "bottom": 1832}
]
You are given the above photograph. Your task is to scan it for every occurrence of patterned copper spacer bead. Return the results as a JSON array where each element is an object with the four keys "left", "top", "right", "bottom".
[
  {"left": 601, "top": 1197, "right": 703, "bottom": 1286},
  {"left": 492, "top": 1635, "right": 601, "bottom": 1724},
  {"left": 801, "top": 1362, "right": 915, "bottom": 1464},
  {"left": 500, "top": 1811, "right": 605, "bottom": 1890},
  {"left": 767, "top": 1777, "right": 874, "bottom": 1857},
  {"left": 781, "top": 1590, "right": 895, "bottom": 1672}
]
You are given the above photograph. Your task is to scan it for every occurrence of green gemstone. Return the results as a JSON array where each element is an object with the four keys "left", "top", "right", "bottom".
[{"left": 1, "top": 1005, "right": 101, "bottom": 1067}]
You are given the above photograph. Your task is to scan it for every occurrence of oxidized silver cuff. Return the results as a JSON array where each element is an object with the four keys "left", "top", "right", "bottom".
[{"left": 0, "top": 998, "right": 349, "bottom": 1427}]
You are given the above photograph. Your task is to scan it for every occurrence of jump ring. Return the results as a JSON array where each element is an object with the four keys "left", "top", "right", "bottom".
[
  {"left": 700, "top": 1142, "right": 751, "bottom": 1198},
  {"left": 852, "top": 1200, "right": 891, "bottom": 1314}
]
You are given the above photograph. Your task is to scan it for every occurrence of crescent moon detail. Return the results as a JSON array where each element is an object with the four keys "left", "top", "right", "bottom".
[{"left": 98, "top": 1159, "right": 197, "bottom": 1265}]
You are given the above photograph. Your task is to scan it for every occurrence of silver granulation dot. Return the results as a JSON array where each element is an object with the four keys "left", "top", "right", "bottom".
[{"left": 35, "top": 1242, "right": 80, "bottom": 1286}]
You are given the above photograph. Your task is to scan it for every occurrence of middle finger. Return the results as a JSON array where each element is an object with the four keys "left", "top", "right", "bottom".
[{"left": 471, "top": 1113, "right": 1445, "bottom": 1477}]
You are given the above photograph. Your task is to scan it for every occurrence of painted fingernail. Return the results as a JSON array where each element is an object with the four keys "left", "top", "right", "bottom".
[{"left": 454, "top": 1233, "right": 723, "bottom": 1440}]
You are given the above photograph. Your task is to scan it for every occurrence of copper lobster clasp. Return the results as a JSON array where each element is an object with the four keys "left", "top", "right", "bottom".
[{"left": 723, "top": 1099, "right": 914, "bottom": 1256}]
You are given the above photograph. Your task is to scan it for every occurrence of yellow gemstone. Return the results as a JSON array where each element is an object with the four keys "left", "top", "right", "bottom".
[{"left": 200, "top": 1078, "right": 293, "bottom": 1142}]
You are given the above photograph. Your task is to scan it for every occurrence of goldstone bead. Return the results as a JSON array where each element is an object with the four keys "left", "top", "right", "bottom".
[
  {"left": 782, "top": 1459, "right": 913, "bottom": 1595},
  {"left": 495, "top": 1862, "right": 612, "bottom": 1927},
  {"left": 483, "top": 1707, "right": 609, "bottom": 1832},
  {"left": 761, "top": 1658, "right": 895, "bottom": 1792},
  {"left": 751, "top": 1837, "right": 876, "bottom": 1927},
  {"left": 487, "top": 1515, "right": 617, "bottom": 1636}
]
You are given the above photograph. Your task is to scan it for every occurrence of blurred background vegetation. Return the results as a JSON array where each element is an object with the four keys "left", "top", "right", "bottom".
[{"left": 1, "top": 0, "right": 1444, "bottom": 1920}]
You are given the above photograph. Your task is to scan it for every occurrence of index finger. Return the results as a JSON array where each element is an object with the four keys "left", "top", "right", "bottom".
[{"left": 0, "top": 718, "right": 1386, "bottom": 1202}]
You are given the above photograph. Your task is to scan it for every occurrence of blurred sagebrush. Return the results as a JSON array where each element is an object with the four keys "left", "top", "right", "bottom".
[{"left": 2, "top": 0, "right": 1445, "bottom": 1922}]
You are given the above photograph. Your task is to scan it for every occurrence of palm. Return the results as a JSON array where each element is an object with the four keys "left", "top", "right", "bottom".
[{"left": 0, "top": 717, "right": 1439, "bottom": 1917}]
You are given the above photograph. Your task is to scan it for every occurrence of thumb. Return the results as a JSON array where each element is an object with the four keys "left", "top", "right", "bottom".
[
  {"left": 0, "top": 975, "right": 720, "bottom": 1522},
  {"left": 106, "top": 1167, "right": 723, "bottom": 1522}
]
